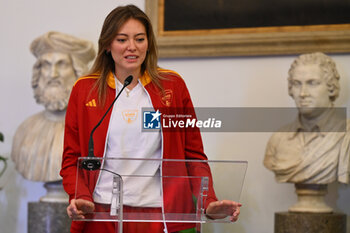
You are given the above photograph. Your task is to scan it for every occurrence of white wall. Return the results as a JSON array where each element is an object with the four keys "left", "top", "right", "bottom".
[{"left": 0, "top": 1, "right": 349, "bottom": 233}]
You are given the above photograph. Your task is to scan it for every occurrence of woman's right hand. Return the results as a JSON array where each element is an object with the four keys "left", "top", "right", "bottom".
[{"left": 67, "top": 199, "right": 95, "bottom": 219}]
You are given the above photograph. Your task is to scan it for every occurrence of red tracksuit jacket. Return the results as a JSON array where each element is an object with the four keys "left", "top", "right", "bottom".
[{"left": 60, "top": 69, "right": 217, "bottom": 232}]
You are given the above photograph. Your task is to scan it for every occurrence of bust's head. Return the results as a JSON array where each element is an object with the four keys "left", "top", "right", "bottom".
[
  {"left": 30, "top": 31, "right": 95, "bottom": 112},
  {"left": 287, "top": 52, "right": 340, "bottom": 117}
]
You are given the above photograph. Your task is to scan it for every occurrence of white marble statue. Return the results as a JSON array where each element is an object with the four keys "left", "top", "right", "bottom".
[
  {"left": 11, "top": 31, "right": 95, "bottom": 183},
  {"left": 264, "top": 52, "right": 350, "bottom": 212}
]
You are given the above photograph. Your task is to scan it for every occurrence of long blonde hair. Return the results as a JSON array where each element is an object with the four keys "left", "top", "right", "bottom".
[{"left": 89, "top": 5, "right": 164, "bottom": 105}]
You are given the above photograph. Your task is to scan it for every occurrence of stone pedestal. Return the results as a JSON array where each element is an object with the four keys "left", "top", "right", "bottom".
[
  {"left": 28, "top": 202, "right": 70, "bottom": 233},
  {"left": 275, "top": 212, "right": 346, "bottom": 233},
  {"left": 40, "top": 181, "right": 69, "bottom": 203},
  {"left": 288, "top": 183, "right": 332, "bottom": 213}
]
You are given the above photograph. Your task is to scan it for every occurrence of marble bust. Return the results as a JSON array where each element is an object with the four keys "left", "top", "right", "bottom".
[
  {"left": 264, "top": 52, "right": 350, "bottom": 212},
  {"left": 11, "top": 31, "right": 95, "bottom": 182}
]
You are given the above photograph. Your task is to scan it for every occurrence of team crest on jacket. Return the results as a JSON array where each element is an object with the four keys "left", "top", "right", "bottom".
[
  {"left": 160, "top": 89, "right": 173, "bottom": 107},
  {"left": 122, "top": 110, "right": 138, "bottom": 123}
]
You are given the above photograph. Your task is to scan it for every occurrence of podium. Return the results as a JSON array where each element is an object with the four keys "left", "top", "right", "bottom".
[{"left": 75, "top": 158, "right": 247, "bottom": 232}]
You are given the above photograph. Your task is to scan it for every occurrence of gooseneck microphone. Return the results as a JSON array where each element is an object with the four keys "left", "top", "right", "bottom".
[{"left": 81, "top": 75, "right": 133, "bottom": 171}]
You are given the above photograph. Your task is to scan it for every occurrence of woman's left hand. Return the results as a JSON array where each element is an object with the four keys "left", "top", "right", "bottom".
[{"left": 205, "top": 200, "right": 242, "bottom": 222}]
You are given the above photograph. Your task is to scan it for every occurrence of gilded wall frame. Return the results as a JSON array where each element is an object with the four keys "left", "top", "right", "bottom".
[{"left": 145, "top": 0, "right": 350, "bottom": 58}]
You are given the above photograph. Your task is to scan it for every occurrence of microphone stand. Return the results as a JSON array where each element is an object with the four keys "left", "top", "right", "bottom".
[
  {"left": 81, "top": 75, "right": 133, "bottom": 171},
  {"left": 79, "top": 75, "right": 133, "bottom": 233}
]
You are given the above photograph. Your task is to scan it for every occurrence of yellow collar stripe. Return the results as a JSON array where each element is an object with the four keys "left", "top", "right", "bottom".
[
  {"left": 107, "top": 72, "right": 115, "bottom": 89},
  {"left": 73, "top": 74, "right": 99, "bottom": 86}
]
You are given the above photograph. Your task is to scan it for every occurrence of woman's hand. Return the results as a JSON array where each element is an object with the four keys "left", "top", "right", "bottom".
[
  {"left": 67, "top": 199, "right": 95, "bottom": 219},
  {"left": 205, "top": 200, "right": 242, "bottom": 222}
]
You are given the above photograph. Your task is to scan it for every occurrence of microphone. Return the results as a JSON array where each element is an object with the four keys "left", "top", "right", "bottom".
[{"left": 81, "top": 75, "right": 133, "bottom": 171}]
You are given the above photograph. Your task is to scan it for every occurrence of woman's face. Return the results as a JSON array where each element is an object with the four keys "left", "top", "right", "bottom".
[{"left": 109, "top": 18, "right": 148, "bottom": 76}]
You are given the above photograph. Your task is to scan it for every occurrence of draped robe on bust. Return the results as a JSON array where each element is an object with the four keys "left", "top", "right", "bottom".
[
  {"left": 11, "top": 111, "right": 64, "bottom": 181},
  {"left": 264, "top": 109, "right": 350, "bottom": 184}
]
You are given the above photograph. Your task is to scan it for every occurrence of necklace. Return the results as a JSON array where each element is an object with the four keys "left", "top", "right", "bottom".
[
  {"left": 114, "top": 72, "right": 131, "bottom": 97},
  {"left": 116, "top": 79, "right": 131, "bottom": 97}
]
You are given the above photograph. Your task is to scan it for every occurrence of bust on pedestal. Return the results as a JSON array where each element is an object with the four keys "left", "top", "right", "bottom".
[
  {"left": 10, "top": 31, "right": 95, "bottom": 233},
  {"left": 264, "top": 52, "right": 349, "bottom": 233}
]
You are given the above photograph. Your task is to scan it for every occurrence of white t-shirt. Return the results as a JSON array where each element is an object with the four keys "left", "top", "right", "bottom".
[{"left": 93, "top": 79, "right": 162, "bottom": 207}]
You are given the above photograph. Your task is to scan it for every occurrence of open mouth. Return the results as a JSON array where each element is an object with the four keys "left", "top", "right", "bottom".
[{"left": 125, "top": 55, "right": 138, "bottom": 59}]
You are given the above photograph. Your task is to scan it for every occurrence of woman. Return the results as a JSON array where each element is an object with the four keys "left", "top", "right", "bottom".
[{"left": 60, "top": 5, "right": 241, "bottom": 233}]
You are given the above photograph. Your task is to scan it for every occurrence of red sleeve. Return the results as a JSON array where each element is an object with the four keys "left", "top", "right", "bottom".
[
  {"left": 179, "top": 78, "right": 218, "bottom": 207},
  {"left": 60, "top": 83, "right": 93, "bottom": 202}
]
